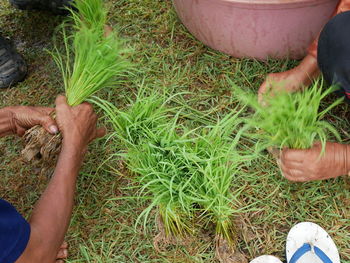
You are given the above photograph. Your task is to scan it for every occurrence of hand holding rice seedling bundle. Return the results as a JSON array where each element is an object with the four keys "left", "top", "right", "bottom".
[
  {"left": 21, "top": 0, "right": 130, "bottom": 174},
  {"left": 236, "top": 79, "right": 342, "bottom": 153}
]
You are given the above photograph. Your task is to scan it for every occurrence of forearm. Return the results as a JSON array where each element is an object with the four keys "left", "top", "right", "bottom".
[
  {"left": 308, "top": 0, "right": 350, "bottom": 58},
  {"left": 288, "top": 54, "right": 321, "bottom": 88},
  {"left": 344, "top": 144, "right": 350, "bottom": 175},
  {"left": 296, "top": 55, "right": 320, "bottom": 82},
  {"left": 0, "top": 107, "right": 14, "bottom": 137},
  {"left": 19, "top": 144, "right": 84, "bottom": 262}
]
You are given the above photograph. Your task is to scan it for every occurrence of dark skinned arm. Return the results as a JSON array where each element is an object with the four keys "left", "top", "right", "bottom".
[
  {"left": 16, "top": 95, "right": 105, "bottom": 263},
  {"left": 258, "top": 0, "right": 350, "bottom": 101},
  {"left": 0, "top": 106, "right": 57, "bottom": 137}
]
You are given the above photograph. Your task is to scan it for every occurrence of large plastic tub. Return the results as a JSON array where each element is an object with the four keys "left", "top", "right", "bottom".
[{"left": 173, "top": 0, "right": 339, "bottom": 60}]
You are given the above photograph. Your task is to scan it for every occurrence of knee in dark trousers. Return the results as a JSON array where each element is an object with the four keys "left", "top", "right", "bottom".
[{"left": 318, "top": 11, "right": 350, "bottom": 102}]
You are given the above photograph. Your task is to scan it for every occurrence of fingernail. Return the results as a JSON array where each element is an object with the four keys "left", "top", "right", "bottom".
[{"left": 49, "top": 125, "right": 58, "bottom": 134}]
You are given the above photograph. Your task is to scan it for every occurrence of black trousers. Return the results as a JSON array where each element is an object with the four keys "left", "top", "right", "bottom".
[{"left": 318, "top": 11, "right": 350, "bottom": 102}]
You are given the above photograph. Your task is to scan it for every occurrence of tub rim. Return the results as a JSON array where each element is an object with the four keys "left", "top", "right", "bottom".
[{"left": 189, "top": 0, "right": 339, "bottom": 10}]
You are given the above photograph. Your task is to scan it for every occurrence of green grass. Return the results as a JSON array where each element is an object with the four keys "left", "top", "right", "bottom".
[{"left": 1, "top": 0, "right": 350, "bottom": 262}]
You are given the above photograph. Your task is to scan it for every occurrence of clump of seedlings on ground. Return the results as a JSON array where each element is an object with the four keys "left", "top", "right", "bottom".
[
  {"left": 22, "top": 0, "right": 130, "bottom": 175},
  {"left": 96, "top": 91, "right": 252, "bottom": 262},
  {"left": 235, "top": 79, "right": 342, "bottom": 153}
]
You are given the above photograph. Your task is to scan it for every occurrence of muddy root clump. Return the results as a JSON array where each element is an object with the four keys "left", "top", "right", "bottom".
[
  {"left": 21, "top": 125, "right": 62, "bottom": 177},
  {"left": 215, "top": 235, "right": 247, "bottom": 263},
  {"left": 153, "top": 215, "right": 195, "bottom": 253}
]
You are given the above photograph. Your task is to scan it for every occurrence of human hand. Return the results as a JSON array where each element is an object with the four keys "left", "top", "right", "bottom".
[
  {"left": 8, "top": 106, "right": 58, "bottom": 136},
  {"left": 258, "top": 69, "right": 308, "bottom": 103},
  {"left": 258, "top": 55, "right": 319, "bottom": 104},
  {"left": 278, "top": 142, "right": 350, "bottom": 182},
  {"left": 55, "top": 95, "right": 106, "bottom": 152}
]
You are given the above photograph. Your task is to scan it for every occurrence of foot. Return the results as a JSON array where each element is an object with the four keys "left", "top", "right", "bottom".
[
  {"left": 0, "top": 35, "right": 27, "bottom": 89},
  {"left": 286, "top": 222, "right": 340, "bottom": 263},
  {"left": 9, "top": 0, "right": 74, "bottom": 15},
  {"left": 56, "top": 241, "right": 68, "bottom": 263}
]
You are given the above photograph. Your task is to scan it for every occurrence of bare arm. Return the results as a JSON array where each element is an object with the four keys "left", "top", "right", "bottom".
[
  {"left": 308, "top": 0, "right": 350, "bottom": 59},
  {"left": 0, "top": 106, "right": 57, "bottom": 137},
  {"left": 0, "top": 108, "right": 15, "bottom": 137},
  {"left": 16, "top": 143, "right": 84, "bottom": 262},
  {"left": 258, "top": 0, "right": 350, "bottom": 100},
  {"left": 16, "top": 96, "right": 105, "bottom": 263}
]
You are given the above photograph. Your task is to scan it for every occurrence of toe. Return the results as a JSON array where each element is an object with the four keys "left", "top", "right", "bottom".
[
  {"left": 60, "top": 241, "right": 68, "bottom": 249},
  {"left": 57, "top": 248, "right": 68, "bottom": 259}
]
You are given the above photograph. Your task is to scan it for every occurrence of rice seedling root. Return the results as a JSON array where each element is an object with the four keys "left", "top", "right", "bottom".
[
  {"left": 21, "top": 125, "right": 61, "bottom": 177},
  {"left": 215, "top": 235, "right": 247, "bottom": 263},
  {"left": 153, "top": 215, "right": 193, "bottom": 253},
  {"left": 153, "top": 216, "right": 178, "bottom": 253}
]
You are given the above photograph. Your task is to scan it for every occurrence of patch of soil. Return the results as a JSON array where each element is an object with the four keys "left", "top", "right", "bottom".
[{"left": 215, "top": 235, "right": 247, "bottom": 263}]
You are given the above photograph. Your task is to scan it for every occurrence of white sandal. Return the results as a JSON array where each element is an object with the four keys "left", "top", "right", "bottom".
[
  {"left": 286, "top": 222, "right": 340, "bottom": 263},
  {"left": 250, "top": 255, "right": 283, "bottom": 263}
]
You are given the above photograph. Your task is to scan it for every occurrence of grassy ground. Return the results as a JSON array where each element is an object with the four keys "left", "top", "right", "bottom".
[{"left": 1, "top": 0, "right": 350, "bottom": 262}]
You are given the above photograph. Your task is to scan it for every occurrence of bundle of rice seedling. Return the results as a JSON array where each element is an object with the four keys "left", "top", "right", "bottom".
[
  {"left": 235, "top": 80, "right": 342, "bottom": 152},
  {"left": 98, "top": 92, "right": 251, "bottom": 259},
  {"left": 22, "top": 0, "right": 130, "bottom": 172},
  {"left": 94, "top": 93, "right": 192, "bottom": 237},
  {"left": 93, "top": 90, "right": 171, "bottom": 149},
  {"left": 187, "top": 111, "right": 247, "bottom": 244}
]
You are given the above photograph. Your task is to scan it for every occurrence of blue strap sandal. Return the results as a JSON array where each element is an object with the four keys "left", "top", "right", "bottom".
[{"left": 286, "top": 222, "right": 340, "bottom": 263}]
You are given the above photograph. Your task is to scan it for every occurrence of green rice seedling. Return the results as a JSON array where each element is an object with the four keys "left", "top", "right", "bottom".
[
  {"left": 70, "top": 0, "right": 106, "bottom": 29},
  {"left": 98, "top": 91, "right": 252, "bottom": 243},
  {"left": 235, "top": 79, "right": 342, "bottom": 152},
  {"left": 92, "top": 90, "right": 171, "bottom": 148},
  {"left": 126, "top": 123, "right": 196, "bottom": 237},
  {"left": 22, "top": 0, "right": 130, "bottom": 170},
  {"left": 185, "top": 110, "right": 249, "bottom": 245},
  {"left": 52, "top": 0, "right": 130, "bottom": 106},
  {"left": 95, "top": 93, "right": 194, "bottom": 236}
]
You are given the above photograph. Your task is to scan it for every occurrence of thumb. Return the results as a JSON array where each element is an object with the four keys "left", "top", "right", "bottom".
[
  {"left": 258, "top": 81, "right": 269, "bottom": 106},
  {"left": 38, "top": 115, "right": 58, "bottom": 135}
]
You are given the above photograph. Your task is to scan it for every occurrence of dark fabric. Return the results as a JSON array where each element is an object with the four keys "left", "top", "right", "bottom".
[
  {"left": 318, "top": 11, "right": 350, "bottom": 103},
  {"left": 0, "top": 199, "right": 30, "bottom": 263},
  {"left": 9, "top": 0, "right": 74, "bottom": 14}
]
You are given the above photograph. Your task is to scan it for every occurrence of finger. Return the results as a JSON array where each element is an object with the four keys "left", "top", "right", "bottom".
[
  {"left": 56, "top": 248, "right": 68, "bottom": 259},
  {"left": 280, "top": 148, "right": 304, "bottom": 163},
  {"left": 104, "top": 25, "right": 113, "bottom": 37},
  {"left": 60, "top": 241, "right": 68, "bottom": 249},
  {"left": 278, "top": 159, "right": 306, "bottom": 182},
  {"left": 258, "top": 82, "right": 267, "bottom": 105},
  {"left": 16, "top": 126, "right": 26, "bottom": 137},
  {"left": 278, "top": 155, "right": 304, "bottom": 170},
  {"left": 74, "top": 102, "right": 94, "bottom": 114},
  {"left": 268, "top": 147, "right": 280, "bottom": 159},
  {"left": 55, "top": 95, "right": 69, "bottom": 108},
  {"left": 37, "top": 115, "right": 58, "bottom": 135},
  {"left": 95, "top": 127, "right": 107, "bottom": 139},
  {"left": 75, "top": 101, "right": 92, "bottom": 109},
  {"left": 39, "top": 107, "right": 55, "bottom": 115}
]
